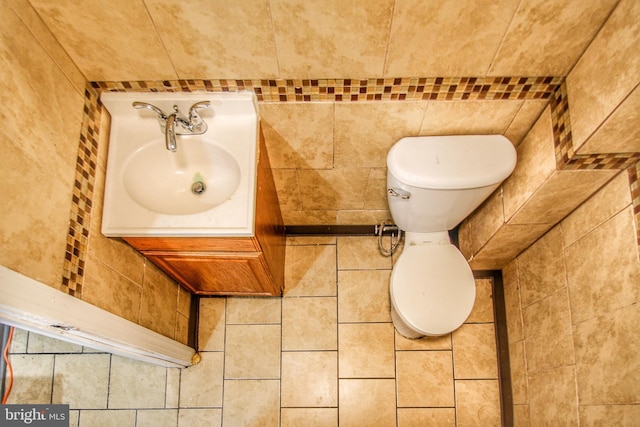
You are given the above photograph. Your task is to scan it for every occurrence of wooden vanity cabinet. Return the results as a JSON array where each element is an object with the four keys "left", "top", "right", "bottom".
[{"left": 123, "top": 129, "right": 285, "bottom": 296}]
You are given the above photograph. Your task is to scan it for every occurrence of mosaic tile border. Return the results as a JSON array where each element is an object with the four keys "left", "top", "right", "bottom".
[
  {"left": 64, "top": 76, "right": 640, "bottom": 295},
  {"left": 91, "top": 76, "right": 562, "bottom": 102},
  {"left": 61, "top": 86, "right": 101, "bottom": 297},
  {"left": 549, "top": 83, "right": 640, "bottom": 171},
  {"left": 549, "top": 84, "right": 640, "bottom": 249}
]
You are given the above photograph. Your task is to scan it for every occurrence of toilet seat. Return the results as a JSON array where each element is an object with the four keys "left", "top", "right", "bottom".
[{"left": 390, "top": 244, "right": 475, "bottom": 336}]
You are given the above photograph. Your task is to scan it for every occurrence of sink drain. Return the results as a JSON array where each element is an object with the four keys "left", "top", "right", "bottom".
[{"left": 191, "top": 181, "right": 206, "bottom": 195}]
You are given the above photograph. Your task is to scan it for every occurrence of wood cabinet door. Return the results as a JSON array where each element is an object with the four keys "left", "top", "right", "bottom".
[{"left": 145, "top": 251, "right": 280, "bottom": 296}]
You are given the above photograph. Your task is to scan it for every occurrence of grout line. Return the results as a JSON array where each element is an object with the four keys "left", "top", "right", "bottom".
[
  {"left": 485, "top": 0, "right": 523, "bottom": 76},
  {"left": 49, "top": 351, "right": 56, "bottom": 405},
  {"left": 381, "top": 0, "right": 397, "bottom": 77},
  {"left": 105, "top": 354, "right": 113, "bottom": 410},
  {"left": 219, "top": 296, "right": 228, "bottom": 422}
]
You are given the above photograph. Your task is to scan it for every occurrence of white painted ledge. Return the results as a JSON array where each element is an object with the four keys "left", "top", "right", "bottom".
[{"left": 0, "top": 265, "right": 195, "bottom": 368}]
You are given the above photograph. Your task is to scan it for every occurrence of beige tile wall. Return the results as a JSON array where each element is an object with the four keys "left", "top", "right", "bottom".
[
  {"left": 502, "top": 172, "right": 640, "bottom": 425},
  {"left": 0, "top": 5, "right": 84, "bottom": 290},
  {"left": 1, "top": 3, "right": 191, "bottom": 343},
  {"left": 262, "top": 98, "right": 547, "bottom": 225},
  {"left": 566, "top": 0, "right": 640, "bottom": 154},
  {"left": 460, "top": 0, "right": 640, "bottom": 269},
  {"left": 27, "top": 0, "right": 617, "bottom": 80},
  {"left": 459, "top": 104, "right": 618, "bottom": 269}
]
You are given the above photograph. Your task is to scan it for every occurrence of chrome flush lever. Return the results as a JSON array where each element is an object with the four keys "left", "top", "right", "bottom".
[{"left": 388, "top": 188, "right": 411, "bottom": 199}]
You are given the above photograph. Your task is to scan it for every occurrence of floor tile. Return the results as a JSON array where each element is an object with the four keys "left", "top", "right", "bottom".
[
  {"left": 7, "top": 233, "right": 505, "bottom": 425},
  {"left": 284, "top": 244, "right": 337, "bottom": 296},
  {"left": 4, "top": 354, "right": 54, "bottom": 404},
  {"left": 198, "top": 298, "right": 226, "bottom": 351},
  {"left": 397, "top": 408, "right": 456, "bottom": 426},
  {"left": 178, "top": 409, "right": 222, "bottom": 427},
  {"left": 282, "top": 297, "right": 337, "bottom": 350},
  {"left": 8, "top": 328, "right": 28, "bottom": 353},
  {"left": 108, "top": 355, "right": 167, "bottom": 408},
  {"left": 166, "top": 368, "right": 180, "bottom": 408},
  {"left": 27, "top": 332, "right": 83, "bottom": 353},
  {"left": 395, "top": 330, "right": 452, "bottom": 350},
  {"left": 222, "top": 380, "right": 280, "bottom": 427},
  {"left": 77, "top": 410, "right": 135, "bottom": 427},
  {"left": 52, "top": 354, "right": 110, "bottom": 409},
  {"left": 281, "top": 408, "right": 338, "bottom": 427},
  {"left": 452, "top": 323, "right": 499, "bottom": 379},
  {"left": 396, "top": 351, "right": 454, "bottom": 407},
  {"left": 281, "top": 351, "right": 338, "bottom": 407},
  {"left": 179, "top": 352, "right": 224, "bottom": 408},
  {"left": 226, "top": 296, "right": 281, "bottom": 324},
  {"left": 339, "top": 379, "right": 396, "bottom": 427},
  {"left": 455, "top": 380, "right": 502, "bottom": 426},
  {"left": 337, "top": 236, "right": 392, "bottom": 270},
  {"left": 225, "top": 324, "right": 281, "bottom": 379},
  {"left": 466, "top": 278, "right": 495, "bottom": 323},
  {"left": 338, "top": 269, "right": 391, "bottom": 322},
  {"left": 136, "top": 409, "right": 178, "bottom": 427},
  {"left": 338, "top": 323, "right": 395, "bottom": 378}
]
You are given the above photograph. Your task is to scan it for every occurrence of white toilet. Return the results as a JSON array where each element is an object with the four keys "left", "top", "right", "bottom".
[{"left": 387, "top": 135, "right": 517, "bottom": 338}]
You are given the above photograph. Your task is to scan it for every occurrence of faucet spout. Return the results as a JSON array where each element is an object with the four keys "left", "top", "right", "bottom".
[{"left": 165, "top": 113, "right": 177, "bottom": 152}]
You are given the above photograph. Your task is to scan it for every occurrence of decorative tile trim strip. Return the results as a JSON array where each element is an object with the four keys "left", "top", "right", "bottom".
[
  {"left": 91, "top": 76, "right": 562, "bottom": 102},
  {"left": 61, "top": 85, "right": 101, "bottom": 297},
  {"left": 65, "top": 76, "right": 638, "bottom": 298},
  {"left": 629, "top": 162, "right": 640, "bottom": 249},
  {"left": 549, "top": 83, "right": 575, "bottom": 166},
  {"left": 65, "top": 75, "right": 559, "bottom": 299},
  {"left": 550, "top": 82, "right": 640, "bottom": 171},
  {"left": 550, "top": 83, "right": 640, "bottom": 255}
]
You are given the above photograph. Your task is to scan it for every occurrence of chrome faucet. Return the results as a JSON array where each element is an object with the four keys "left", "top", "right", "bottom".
[
  {"left": 165, "top": 111, "right": 178, "bottom": 151},
  {"left": 132, "top": 101, "right": 211, "bottom": 152}
]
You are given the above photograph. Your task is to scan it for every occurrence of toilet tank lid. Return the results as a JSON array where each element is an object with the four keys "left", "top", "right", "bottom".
[{"left": 387, "top": 135, "right": 517, "bottom": 189}]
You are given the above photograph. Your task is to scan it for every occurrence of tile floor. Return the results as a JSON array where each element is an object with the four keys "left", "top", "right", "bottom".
[
  {"left": 193, "top": 236, "right": 501, "bottom": 426},
  {"left": 5, "top": 236, "right": 501, "bottom": 426}
]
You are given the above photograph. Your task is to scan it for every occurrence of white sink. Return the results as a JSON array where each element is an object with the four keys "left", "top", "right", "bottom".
[
  {"left": 100, "top": 91, "right": 258, "bottom": 237},
  {"left": 122, "top": 138, "right": 241, "bottom": 215}
]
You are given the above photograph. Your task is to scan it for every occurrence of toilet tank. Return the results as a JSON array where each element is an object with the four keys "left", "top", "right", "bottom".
[{"left": 387, "top": 135, "right": 517, "bottom": 232}]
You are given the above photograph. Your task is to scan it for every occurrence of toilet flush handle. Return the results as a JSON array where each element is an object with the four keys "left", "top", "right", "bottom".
[{"left": 387, "top": 188, "right": 411, "bottom": 199}]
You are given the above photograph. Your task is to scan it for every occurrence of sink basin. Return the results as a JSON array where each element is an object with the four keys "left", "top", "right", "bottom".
[
  {"left": 122, "top": 138, "right": 241, "bottom": 215},
  {"left": 100, "top": 91, "right": 258, "bottom": 237}
]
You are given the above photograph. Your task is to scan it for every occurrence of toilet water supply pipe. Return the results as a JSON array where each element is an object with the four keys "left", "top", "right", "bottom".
[{"left": 377, "top": 221, "right": 402, "bottom": 256}]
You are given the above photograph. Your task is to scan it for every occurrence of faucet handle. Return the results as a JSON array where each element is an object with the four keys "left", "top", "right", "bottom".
[
  {"left": 189, "top": 100, "right": 210, "bottom": 113},
  {"left": 188, "top": 101, "right": 211, "bottom": 131},
  {"left": 132, "top": 102, "right": 166, "bottom": 119},
  {"left": 188, "top": 101, "right": 210, "bottom": 121}
]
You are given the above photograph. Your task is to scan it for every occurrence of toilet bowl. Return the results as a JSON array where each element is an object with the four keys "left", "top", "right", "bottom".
[
  {"left": 390, "top": 237, "right": 475, "bottom": 338},
  {"left": 386, "top": 135, "right": 516, "bottom": 338}
]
